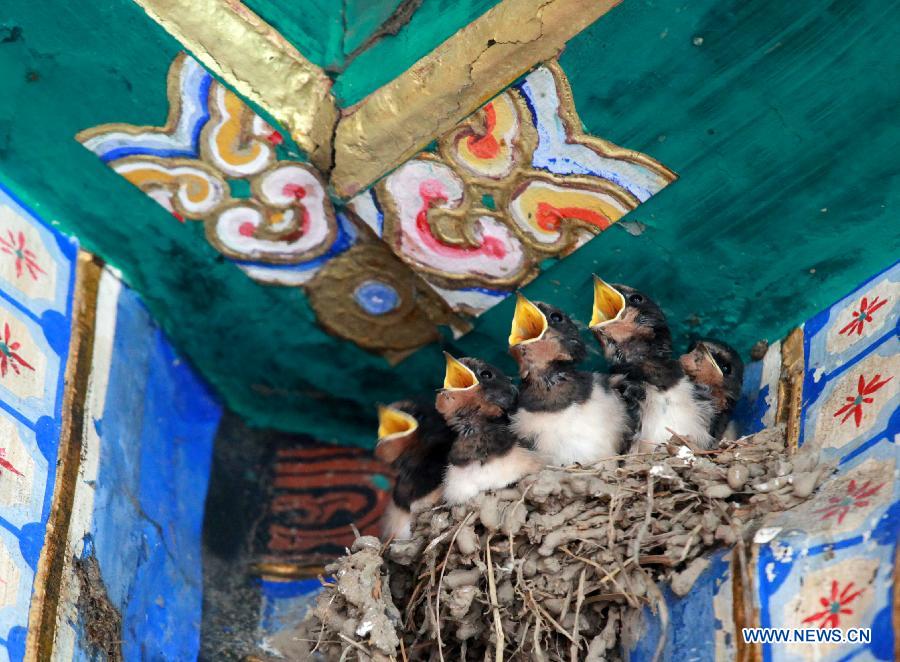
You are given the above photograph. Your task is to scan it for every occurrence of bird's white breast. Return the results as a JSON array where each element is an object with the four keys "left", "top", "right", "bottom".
[
  {"left": 381, "top": 488, "right": 442, "bottom": 540},
  {"left": 381, "top": 502, "right": 412, "bottom": 541},
  {"left": 443, "top": 446, "right": 540, "bottom": 504},
  {"left": 511, "top": 377, "right": 627, "bottom": 465},
  {"left": 639, "top": 377, "right": 714, "bottom": 448}
]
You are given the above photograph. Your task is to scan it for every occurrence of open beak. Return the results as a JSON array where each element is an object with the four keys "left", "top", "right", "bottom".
[
  {"left": 699, "top": 343, "right": 723, "bottom": 376},
  {"left": 377, "top": 405, "right": 419, "bottom": 441},
  {"left": 443, "top": 352, "right": 479, "bottom": 390},
  {"left": 509, "top": 293, "right": 548, "bottom": 346},
  {"left": 590, "top": 276, "right": 626, "bottom": 327}
]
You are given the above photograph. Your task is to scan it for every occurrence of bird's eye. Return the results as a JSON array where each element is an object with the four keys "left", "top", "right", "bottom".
[
  {"left": 628, "top": 294, "right": 644, "bottom": 305},
  {"left": 721, "top": 363, "right": 732, "bottom": 375},
  {"left": 549, "top": 311, "right": 563, "bottom": 323},
  {"left": 479, "top": 369, "right": 493, "bottom": 380}
]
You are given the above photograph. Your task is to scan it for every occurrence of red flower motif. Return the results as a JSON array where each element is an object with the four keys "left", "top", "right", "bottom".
[
  {"left": 839, "top": 296, "right": 888, "bottom": 336},
  {"left": 0, "top": 230, "right": 45, "bottom": 281},
  {"left": 813, "top": 479, "right": 885, "bottom": 523},
  {"left": 801, "top": 580, "right": 863, "bottom": 628},
  {"left": 833, "top": 374, "right": 893, "bottom": 427},
  {"left": 0, "top": 448, "right": 22, "bottom": 478},
  {"left": 0, "top": 322, "right": 34, "bottom": 378}
]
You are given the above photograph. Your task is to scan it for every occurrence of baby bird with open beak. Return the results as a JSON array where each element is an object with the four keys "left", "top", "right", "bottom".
[
  {"left": 680, "top": 338, "right": 745, "bottom": 441},
  {"left": 374, "top": 400, "right": 453, "bottom": 540},
  {"left": 589, "top": 277, "right": 716, "bottom": 450},
  {"left": 508, "top": 294, "right": 629, "bottom": 465},
  {"left": 437, "top": 353, "right": 541, "bottom": 504}
]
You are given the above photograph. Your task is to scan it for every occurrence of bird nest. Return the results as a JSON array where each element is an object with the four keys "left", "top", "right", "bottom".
[{"left": 294, "top": 426, "right": 831, "bottom": 661}]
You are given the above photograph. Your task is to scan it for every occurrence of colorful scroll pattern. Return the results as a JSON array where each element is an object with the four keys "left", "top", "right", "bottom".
[
  {"left": 78, "top": 53, "right": 675, "bottom": 351},
  {"left": 351, "top": 63, "right": 675, "bottom": 315},
  {"left": 77, "top": 53, "right": 451, "bottom": 355}
]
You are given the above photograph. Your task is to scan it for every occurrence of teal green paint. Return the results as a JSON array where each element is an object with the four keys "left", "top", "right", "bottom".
[
  {"left": 543, "top": 0, "right": 900, "bottom": 357},
  {"left": 450, "top": 0, "right": 900, "bottom": 383},
  {"left": 333, "top": 0, "right": 503, "bottom": 104},
  {"left": 1, "top": 0, "right": 898, "bottom": 449},
  {"left": 344, "top": 0, "right": 407, "bottom": 56},
  {"left": 242, "top": 0, "right": 501, "bottom": 85},
  {"left": 242, "top": 0, "right": 344, "bottom": 69},
  {"left": 370, "top": 474, "right": 391, "bottom": 491},
  {"left": 481, "top": 193, "right": 496, "bottom": 210},
  {"left": 0, "top": 0, "right": 447, "bottom": 446},
  {"left": 228, "top": 179, "right": 252, "bottom": 199}
]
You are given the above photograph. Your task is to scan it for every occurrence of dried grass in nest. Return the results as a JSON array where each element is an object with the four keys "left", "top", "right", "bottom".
[{"left": 295, "top": 426, "right": 832, "bottom": 661}]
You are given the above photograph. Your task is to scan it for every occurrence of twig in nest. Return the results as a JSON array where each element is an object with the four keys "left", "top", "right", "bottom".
[
  {"left": 569, "top": 567, "right": 586, "bottom": 662},
  {"left": 338, "top": 632, "right": 371, "bottom": 657},
  {"left": 435, "top": 511, "right": 474, "bottom": 662},
  {"left": 527, "top": 590, "right": 575, "bottom": 643},
  {"left": 485, "top": 534, "right": 505, "bottom": 662},
  {"left": 645, "top": 577, "right": 669, "bottom": 662},
  {"left": 678, "top": 524, "right": 703, "bottom": 562},
  {"left": 632, "top": 475, "right": 655, "bottom": 566}
]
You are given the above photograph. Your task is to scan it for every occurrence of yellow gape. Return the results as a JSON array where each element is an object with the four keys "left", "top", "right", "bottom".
[
  {"left": 376, "top": 406, "right": 418, "bottom": 440},
  {"left": 508, "top": 293, "right": 548, "bottom": 346},
  {"left": 590, "top": 276, "right": 626, "bottom": 327},
  {"left": 442, "top": 353, "right": 479, "bottom": 390}
]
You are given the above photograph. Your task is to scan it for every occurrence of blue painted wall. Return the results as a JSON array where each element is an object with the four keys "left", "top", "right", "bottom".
[{"left": 72, "top": 283, "right": 221, "bottom": 660}]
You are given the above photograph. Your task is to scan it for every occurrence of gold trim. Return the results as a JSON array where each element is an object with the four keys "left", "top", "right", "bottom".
[
  {"left": 331, "top": 0, "right": 625, "bottom": 197},
  {"left": 732, "top": 544, "right": 762, "bottom": 662},
  {"left": 25, "top": 252, "right": 103, "bottom": 661},
  {"left": 894, "top": 541, "right": 900, "bottom": 661},
  {"left": 776, "top": 327, "right": 805, "bottom": 454},
  {"left": 545, "top": 60, "right": 677, "bottom": 180},
  {"left": 131, "top": 0, "right": 338, "bottom": 173}
]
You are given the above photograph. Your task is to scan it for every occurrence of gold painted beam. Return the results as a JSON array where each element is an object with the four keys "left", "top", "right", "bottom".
[
  {"left": 132, "top": 0, "right": 338, "bottom": 173},
  {"left": 331, "top": 0, "right": 623, "bottom": 198},
  {"left": 25, "top": 253, "right": 102, "bottom": 661}
]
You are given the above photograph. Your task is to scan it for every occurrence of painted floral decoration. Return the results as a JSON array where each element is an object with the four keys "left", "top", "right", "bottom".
[
  {"left": 0, "top": 230, "right": 45, "bottom": 281},
  {"left": 813, "top": 479, "right": 885, "bottom": 524},
  {"left": 0, "top": 322, "right": 34, "bottom": 378},
  {"left": 839, "top": 296, "right": 888, "bottom": 336},
  {"left": 0, "top": 449, "right": 23, "bottom": 478},
  {"left": 833, "top": 374, "right": 893, "bottom": 427},
  {"left": 801, "top": 580, "right": 863, "bottom": 628}
]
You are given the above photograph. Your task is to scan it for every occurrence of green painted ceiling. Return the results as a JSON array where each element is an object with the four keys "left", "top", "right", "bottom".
[
  {"left": 242, "top": 0, "right": 503, "bottom": 103},
  {"left": 0, "top": 0, "right": 897, "bottom": 447}
]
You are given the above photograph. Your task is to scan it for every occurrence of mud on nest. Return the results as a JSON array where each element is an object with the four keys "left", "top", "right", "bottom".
[{"left": 291, "top": 426, "right": 832, "bottom": 661}]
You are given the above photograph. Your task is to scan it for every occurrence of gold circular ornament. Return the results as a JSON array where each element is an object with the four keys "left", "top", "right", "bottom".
[{"left": 306, "top": 243, "right": 442, "bottom": 353}]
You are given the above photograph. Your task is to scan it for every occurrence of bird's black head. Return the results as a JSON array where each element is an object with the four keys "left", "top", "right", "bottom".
[
  {"left": 680, "top": 338, "right": 745, "bottom": 408},
  {"left": 436, "top": 354, "right": 517, "bottom": 423},
  {"left": 589, "top": 277, "right": 672, "bottom": 366},
  {"left": 508, "top": 294, "right": 585, "bottom": 375}
]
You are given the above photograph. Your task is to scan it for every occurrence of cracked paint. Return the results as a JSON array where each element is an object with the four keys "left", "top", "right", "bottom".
[{"left": 331, "top": 0, "right": 622, "bottom": 197}]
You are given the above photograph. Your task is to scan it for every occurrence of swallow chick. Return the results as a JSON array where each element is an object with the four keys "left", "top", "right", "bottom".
[
  {"left": 507, "top": 294, "right": 628, "bottom": 465},
  {"left": 589, "top": 277, "right": 716, "bottom": 450},
  {"left": 437, "top": 353, "right": 541, "bottom": 505},
  {"left": 374, "top": 400, "right": 454, "bottom": 540},
  {"left": 680, "top": 338, "right": 745, "bottom": 441}
]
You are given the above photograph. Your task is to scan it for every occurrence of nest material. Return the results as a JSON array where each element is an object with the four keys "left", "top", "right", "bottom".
[{"left": 297, "top": 426, "right": 831, "bottom": 661}]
